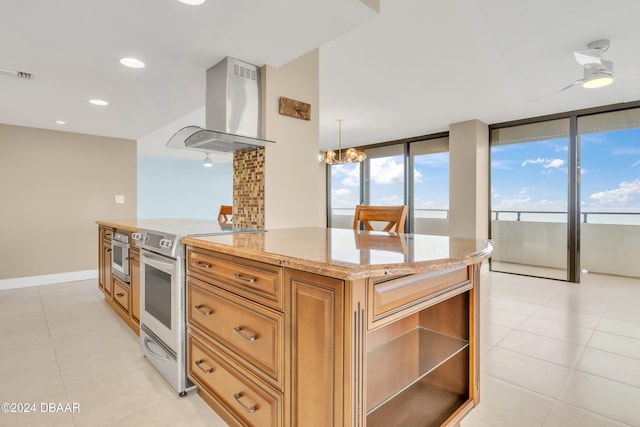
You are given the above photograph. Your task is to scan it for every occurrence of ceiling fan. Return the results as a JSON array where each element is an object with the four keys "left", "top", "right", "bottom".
[{"left": 530, "top": 39, "right": 615, "bottom": 101}]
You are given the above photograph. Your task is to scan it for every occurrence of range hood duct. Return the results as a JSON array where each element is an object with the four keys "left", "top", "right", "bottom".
[{"left": 167, "top": 57, "right": 273, "bottom": 154}]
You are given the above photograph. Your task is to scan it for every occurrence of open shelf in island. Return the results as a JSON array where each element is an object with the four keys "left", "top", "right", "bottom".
[{"left": 366, "top": 291, "right": 472, "bottom": 427}]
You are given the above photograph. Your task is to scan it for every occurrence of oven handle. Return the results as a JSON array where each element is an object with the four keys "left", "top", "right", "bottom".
[
  {"left": 143, "top": 336, "right": 171, "bottom": 361},
  {"left": 141, "top": 250, "right": 176, "bottom": 274}
]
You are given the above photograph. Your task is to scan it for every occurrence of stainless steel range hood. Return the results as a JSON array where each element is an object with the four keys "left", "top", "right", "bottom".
[{"left": 167, "top": 57, "right": 273, "bottom": 154}]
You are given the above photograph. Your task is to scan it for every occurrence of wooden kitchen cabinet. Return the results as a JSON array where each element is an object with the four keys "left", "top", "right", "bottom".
[
  {"left": 112, "top": 277, "right": 130, "bottom": 313},
  {"left": 186, "top": 248, "right": 285, "bottom": 427},
  {"left": 97, "top": 224, "right": 140, "bottom": 336},
  {"left": 286, "top": 268, "right": 345, "bottom": 427},
  {"left": 98, "top": 226, "right": 113, "bottom": 296},
  {"left": 365, "top": 279, "right": 477, "bottom": 426},
  {"left": 182, "top": 228, "right": 490, "bottom": 427}
]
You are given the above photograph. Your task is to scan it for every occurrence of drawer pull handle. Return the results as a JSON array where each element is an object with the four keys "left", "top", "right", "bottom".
[
  {"left": 194, "top": 360, "right": 213, "bottom": 374},
  {"left": 194, "top": 261, "right": 211, "bottom": 269},
  {"left": 194, "top": 305, "right": 213, "bottom": 316},
  {"left": 233, "top": 393, "right": 256, "bottom": 413},
  {"left": 233, "top": 326, "right": 257, "bottom": 342},
  {"left": 116, "top": 293, "right": 125, "bottom": 298},
  {"left": 233, "top": 273, "right": 256, "bottom": 283}
]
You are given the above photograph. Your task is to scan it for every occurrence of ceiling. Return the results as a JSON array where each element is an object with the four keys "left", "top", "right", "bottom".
[{"left": 3, "top": 0, "right": 640, "bottom": 153}]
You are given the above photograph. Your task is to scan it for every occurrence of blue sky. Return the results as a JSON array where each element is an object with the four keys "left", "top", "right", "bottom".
[
  {"left": 493, "top": 128, "right": 640, "bottom": 212},
  {"left": 331, "top": 128, "right": 640, "bottom": 213},
  {"left": 331, "top": 152, "right": 449, "bottom": 209}
]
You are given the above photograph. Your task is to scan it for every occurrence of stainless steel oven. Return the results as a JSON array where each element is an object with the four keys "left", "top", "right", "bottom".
[
  {"left": 136, "top": 230, "right": 194, "bottom": 397},
  {"left": 111, "top": 231, "right": 130, "bottom": 282},
  {"left": 134, "top": 221, "right": 265, "bottom": 397},
  {"left": 140, "top": 249, "right": 180, "bottom": 353}
]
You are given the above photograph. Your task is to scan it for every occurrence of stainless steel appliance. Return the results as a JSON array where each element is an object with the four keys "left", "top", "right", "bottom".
[
  {"left": 133, "top": 221, "right": 263, "bottom": 397},
  {"left": 111, "top": 231, "right": 130, "bottom": 282},
  {"left": 166, "top": 57, "right": 274, "bottom": 154}
]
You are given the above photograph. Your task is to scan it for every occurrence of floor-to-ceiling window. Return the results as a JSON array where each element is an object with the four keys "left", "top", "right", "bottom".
[
  {"left": 410, "top": 137, "right": 449, "bottom": 235},
  {"left": 327, "top": 136, "right": 450, "bottom": 233},
  {"left": 578, "top": 108, "right": 640, "bottom": 278},
  {"left": 490, "top": 119, "right": 571, "bottom": 280},
  {"left": 490, "top": 104, "right": 640, "bottom": 282},
  {"left": 363, "top": 144, "right": 406, "bottom": 206},
  {"left": 328, "top": 162, "right": 361, "bottom": 229}
]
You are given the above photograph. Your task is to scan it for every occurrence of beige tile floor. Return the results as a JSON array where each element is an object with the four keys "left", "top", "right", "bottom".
[{"left": 0, "top": 270, "right": 638, "bottom": 426}]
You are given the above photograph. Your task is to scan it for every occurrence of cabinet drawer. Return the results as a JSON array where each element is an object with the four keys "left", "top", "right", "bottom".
[
  {"left": 113, "top": 279, "right": 129, "bottom": 313},
  {"left": 187, "top": 249, "right": 283, "bottom": 311},
  {"left": 102, "top": 227, "right": 113, "bottom": 241},
  {"left": 188, "top": 277, "right": 283, "bottom": 386},
  {"left": 369, "top": 267, "right": 470, "bottom": 327},
  {"left": 189, "top": 333, "right": 282, "bottom": 427}
]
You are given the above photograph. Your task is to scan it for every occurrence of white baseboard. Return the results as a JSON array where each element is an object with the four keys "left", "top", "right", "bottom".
[{"left": 0, "top": 270, "right": 99, "bottom": 291}]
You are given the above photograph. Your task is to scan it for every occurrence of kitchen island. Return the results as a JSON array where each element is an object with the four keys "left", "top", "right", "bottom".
[
  {"left": 95, "top": 218, "right": 241, "bottom": 335},
  {"left": 182, "top": 227, "right": 492, "bottom": 427}
]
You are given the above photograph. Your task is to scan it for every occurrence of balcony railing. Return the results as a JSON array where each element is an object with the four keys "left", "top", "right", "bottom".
[
  {"left": 493, "top": 209, "right": 640, "bottom": 225},
  {"left": 331, "top": 207, "right": 640, "bottom": 278}
]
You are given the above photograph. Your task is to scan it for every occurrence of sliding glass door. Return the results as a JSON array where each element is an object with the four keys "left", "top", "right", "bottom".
[
  {"left": 490, "top": 119, "right": 571, "bottom": 280},
  {"left": 578, "top": 109, "right": 640, "bottom": 279}
]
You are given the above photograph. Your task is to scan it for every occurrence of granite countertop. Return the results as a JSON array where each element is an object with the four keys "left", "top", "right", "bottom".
[
  {"left": 183, "top": 227, "right": 493, "bottom": 280},
  {"left": 95, "top": 218, "right": 230, "bottom": 234}
]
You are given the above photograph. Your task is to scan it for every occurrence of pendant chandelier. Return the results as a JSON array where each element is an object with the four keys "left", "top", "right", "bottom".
[{"left": 322, "top": 119, "right": 366, "bottom": 165}]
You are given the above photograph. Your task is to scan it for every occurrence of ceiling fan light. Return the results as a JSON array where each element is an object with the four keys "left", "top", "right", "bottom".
[{"left": 583, "top": 74, "right": 614, "bottom": 89}]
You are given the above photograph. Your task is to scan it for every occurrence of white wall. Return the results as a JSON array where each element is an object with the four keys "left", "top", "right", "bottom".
[
  {"left": 262, "top": 49, "right": 326, "bottom": 229},
  {"left": 449, "top": 119, "right": 489, "bottom": 239},
  {"left": 0, "top": 124, "right": 137, "bottom": 282},
  {"left": 136, "top": 106, "right": 233, "bottom": 219}
]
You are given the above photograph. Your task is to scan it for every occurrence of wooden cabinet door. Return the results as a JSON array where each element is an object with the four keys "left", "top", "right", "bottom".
[
  {"left": 286, "top": 269, "right": 344, "bottom": 427},
  {"left": 98, "top": 226, "right": 114, "bottom": 297},
  {"left": 98, "top": 228, "right": 105, "bottom": 292},
  {"left": 102, "top": 241, "right": 113, "bottom": 297},
  {"left": 130, "top": 251, "right": 140, "bottom": 323}
]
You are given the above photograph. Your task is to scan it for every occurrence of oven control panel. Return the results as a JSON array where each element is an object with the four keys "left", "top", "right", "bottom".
[{"left": 137, "top": 230, "right": 181, "bottom": 258}]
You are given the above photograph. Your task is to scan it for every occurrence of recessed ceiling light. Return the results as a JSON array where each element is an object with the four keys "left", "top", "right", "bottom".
[
  {"left": 178, "top": 0, "right": 205, "bottom": 5},
  {"left": 120, "top": 57, "right": 145, "bottom": 69},
  {"left": 89, "top": 99, "right": 109, "bottom": 106},
  {"left": 55, "top": 120, "right": 66, "bottom": 125}
]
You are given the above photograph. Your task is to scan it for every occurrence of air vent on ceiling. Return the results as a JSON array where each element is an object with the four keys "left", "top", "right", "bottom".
[{"left": 0, "top": 67, "right": 34, "bottom": 80}]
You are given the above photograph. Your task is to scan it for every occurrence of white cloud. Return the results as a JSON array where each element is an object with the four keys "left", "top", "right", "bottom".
[
  {"left": 589, "top": 178, "right": 640, "bottom": 207},
  {"left": 544, "top": 158, "right": 564, "bottom": 168},
  {"left": 534, "top": 199, "right": 567, "bottom": 209},
  {"left": 521, "top": 158, "right": 545, "bottom": 166},
  {"left": 494, "top": 197, "right": 569, "bottom": 211},
  {"left": 414, "top": 168, "right": 423, "bottom": 184},
  {"left": 331, "top": 164, "right": 360, "bottom": 187},
  {"left": 519, "top": 187, "right": 531, "bottom": 195},
  {"left": 632, "top": 160, "right": 640, "bottom": 169},
  {"left": 521, "top": 157, "right": 564, "bottom": 169},
  {"left": 370, "top": 157, "right": 405, "bottom": 184},
  {"left": 494, "top": 197, "right": 532, "bottom": 209}
]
